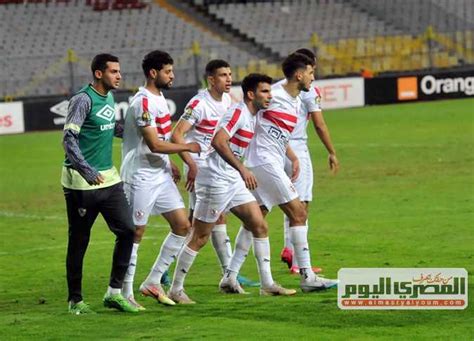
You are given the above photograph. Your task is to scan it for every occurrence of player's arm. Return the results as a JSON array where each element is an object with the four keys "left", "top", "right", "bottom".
[
  {"left": 140, "top": 126, "right": 200, "bottom": 155},
  {"left": 309, "top": 110, "right": 339, "bottom": 174},
  {"left": 286, "top": 145, "right": 300, "bottom": 182},
  {"left": 62, "top": 93, "right": 104, "bottom": 185},
  {"left": 171, "top": 119, "right": 198, "bottom": 191},
  {"left": 211, "top": 128, "right": 257, "bottom": 190}
]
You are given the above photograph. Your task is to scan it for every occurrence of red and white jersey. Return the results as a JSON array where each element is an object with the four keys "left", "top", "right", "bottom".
[
  {"left": 178, "top": 89, "right": 232, "bottom": 166},
  {"left": 198, "top": 101, "right": 256, "bottom": 185},
  {"left": 274, "top": 79, "right": 322, "bottom": 152},
  {"left": 121, "top": 87, "right": 172, "bottom": 184},
  {"left": 245, "top": 84, "right": 300, "bottom": 168}
]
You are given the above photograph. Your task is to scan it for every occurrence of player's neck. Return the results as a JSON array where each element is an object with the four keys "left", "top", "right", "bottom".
[
  {"left": 145, "top": 83, "right": 162, "bottom": 96},
  {"left": 91, "top": 81, "right": 109, "bottom": 96},
  {"left": 208, "top": 88, "right": 223, "bottom": 101},
  {"left": 283, "top": 81, "right": 300, "bottom": 98},
  {"left": 244, "top": 99, "right": 258, "bottom": 115}
]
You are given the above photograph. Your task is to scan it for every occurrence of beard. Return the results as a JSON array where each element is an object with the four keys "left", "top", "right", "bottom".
[{"left": 155, "top": 78, "right": 172, "bottom": 90}]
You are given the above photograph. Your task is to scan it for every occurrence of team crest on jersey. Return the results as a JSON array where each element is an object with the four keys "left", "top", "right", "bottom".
[
  {"left": 78, "top": 208, "right": 87, "bottom": 217},
  {"left": 142, "top": 110, "right": 151, "bottom": 122},
  {"left": 316, "top": 96, "right": 321, "bottom": 105}
]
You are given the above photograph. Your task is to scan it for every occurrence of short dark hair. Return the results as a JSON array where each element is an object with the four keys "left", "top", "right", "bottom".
[
  {"left": 142, "top": 50, "right": 173, "bottom": 77},
  {"left": 241, "top": 73, "right": 272, "bottom": 99},
  {"left": 282, "top": 53, "right": 315, "bottom": 79},
  {"left": 295, "top": 48, "right": 316, "bottom": 61},
  {"left": 205, "top": 59, "right": 230, "bottom": 76},
  {"left": 91, "top": 53, "right": 119, "bottom": 76}
]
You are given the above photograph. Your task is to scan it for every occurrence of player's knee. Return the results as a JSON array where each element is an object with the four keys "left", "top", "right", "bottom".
[
  {"left": 192, "top": 230, "right": 210, "bottom": 249},
  {"left": 171, "top": 218, "right": 191, "bottom": 237},
  {"left": 289, "top": 209, "right": 307, "bottom": 226},
  {"left": 251, "top": 220, "right": 268, "bottom": 238}
]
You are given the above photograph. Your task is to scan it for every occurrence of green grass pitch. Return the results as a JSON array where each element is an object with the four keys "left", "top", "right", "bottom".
[{"left": 0, "top": 98, "right": 473, "bottom": 340}]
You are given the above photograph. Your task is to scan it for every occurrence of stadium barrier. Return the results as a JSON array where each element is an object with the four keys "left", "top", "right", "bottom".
[
  {"left": 1, "top": 70, "right": 471, "bottom": 135},
  {"left": 365, "top": 69, "right": 474, "bottom": 105},
  {"left": 9, "top": 88, "right": 196, "bottom": 134}
]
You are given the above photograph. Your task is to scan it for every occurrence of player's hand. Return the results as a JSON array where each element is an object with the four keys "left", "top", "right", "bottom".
[
  {"left": 89, "top": 173, "right": 105, "bottom": 186},
  {"left": 185, "top": 163, "right": 198, "bottom": 192},
  {"left": 187, "top": 142, "right": 201, "bottom": 154},
  {"left": 328, "top": 153, "right": 339, "bottom": 174},
  {"left": 291, "top": 158, "right": 300, "bottom": 182},
  {"left": 240, "top": 167, "right": 258, "bottom": 190},
  {"left": 171, "top": 162, "right": 181, "bottom": 184}
]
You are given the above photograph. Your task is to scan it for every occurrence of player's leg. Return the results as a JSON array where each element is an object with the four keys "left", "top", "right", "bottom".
[
  {"left": 120, "top": 181, "right": 157, "bottom": 309},
  {"left": 139, "top": 207, "right": 188, "bottom": 306},
  {"left": 211, "top": 213, "right": 232, "bottom": 274},
  {"left": 99, "top": 183, "right": 139, "bottom": 313},
  {"left": 64, "top": 187, "right": 99, "bottom": 314},
  {"left": 279, "top": 199, "right": 337, "bottom": 292},
  {"left": 282, "top": 157, "right": 295, "bottom": 268},
  {"left": 222, "top": 200, "right": 296, "bottom": 296},
  {"left": 140, "top": 179, "right": 188, "bottom": 306},
  {"left": 168, "top": 182, "right": 229, "bottom": 303},
  {"left": 168, "top": 217, "right": 215, "bottom": 304}
]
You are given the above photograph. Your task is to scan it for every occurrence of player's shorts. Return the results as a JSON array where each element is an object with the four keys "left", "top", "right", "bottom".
[
  {"left": 284, "top": 148, "right": 313, "bottom": 202},
  {"left": 193, "top": 178, "right": 256, "bottom": 223},
  {"left": 249, "top": 162, "right": 299, "bottom": 211},
  {"left": 123, "top": 175, "right": 185, "bottom": 226}
]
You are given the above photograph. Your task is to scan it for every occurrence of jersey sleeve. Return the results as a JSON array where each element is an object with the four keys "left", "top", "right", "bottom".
[
  {"left": 133, "top": 96, "right": 155, "bottom": 128},
  {"left": 179, "top": 98, "right": 203, "bottom": 126},
  {"left": 302, "top": 86, "right": 322, "bottom": 113},
  {"left": 220, "top": 107, "right": 244, "bottom": 137}
]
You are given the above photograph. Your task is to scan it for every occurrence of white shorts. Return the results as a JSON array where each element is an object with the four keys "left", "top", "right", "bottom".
[
  {"left": 194, "top": 178, "right": 256, "bottom": 223},
  {"left": 249, "top": 162, "right": 299, "bottom": 211},
  {"left": 123, "top": 175, "right": 185, "bottom": 226},
  {"left": 284, "top": 148, "right": 313, "bottom": 202}
]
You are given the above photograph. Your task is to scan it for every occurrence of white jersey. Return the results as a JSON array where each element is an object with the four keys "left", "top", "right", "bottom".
[
  {"left": 245, "top": 84, "right": 300, "bottom": 168},
  {"left": 178, "top": 89, "right": 231, "bottom": 166},
  {"left": 274, "top": 79, "right": 322, "bottom": 152},
  {"left": 198, "top": 101, "right": 256, "bottom": 185},
  {"left": 121, "top": 86, "right": 172, "bottom": 184}
]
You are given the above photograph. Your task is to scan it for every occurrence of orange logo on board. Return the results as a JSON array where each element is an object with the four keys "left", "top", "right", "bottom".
[{"left": 397, "top": 77, "right": 418, "bottom": 100}]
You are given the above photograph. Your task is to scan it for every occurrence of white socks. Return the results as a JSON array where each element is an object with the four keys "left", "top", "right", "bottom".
[
  {"left": 211, "top": 224, "right": 232, "bottom": 273},
  {"left": 106, "top": 286, "right": 121, "bottom": 296},
  {"left": 170, "top": 245, "right": 198, "bottom": 293},
  {"left": 143, "top": 232, "right": 186, "bottom": 286},
  {"left": 283, "top": 215, "right": 292, "bottom": 249},
  {"left": 290, "top": 225, "right": 315, "bottom": 281},
  {"left": 122, "top": 242, "right": 140, "bottom": 298},
  {"left": 226, "top": 226, "right": 253, "bottom": 279},
  {"left": 253, "top": 237, "right": 274, "bottom": 288}
]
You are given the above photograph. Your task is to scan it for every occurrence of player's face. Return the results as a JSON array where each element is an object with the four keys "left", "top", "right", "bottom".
[
  {"left": 298, "top": 64, "right": 315, "bottom": 92},
  {"left": 155, "top": 64, "right": 174, "bottom": 90},
  {"left": 209, "top": 67, "right": 232, "bottom": 94},
  {"left": 99, "top": 62, "right": 121, "bottom": 90},
  {"left": 253, "top": 82, "right": 272, "bottom": 110}
]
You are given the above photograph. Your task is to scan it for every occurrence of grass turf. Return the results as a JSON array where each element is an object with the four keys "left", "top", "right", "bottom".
[{"left": 0, "top": 98, "right": 473, "bottom": 340}]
